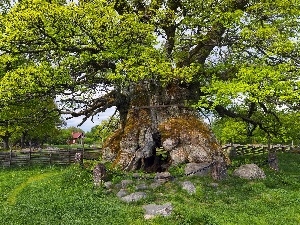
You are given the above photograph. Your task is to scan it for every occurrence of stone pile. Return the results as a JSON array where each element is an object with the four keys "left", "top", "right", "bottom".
[
  {"left": 95, "top": 162, "right": 266, "bottom": 219},
  {"left": 99, "top": 171, "right": 198, "bottom": 219}
]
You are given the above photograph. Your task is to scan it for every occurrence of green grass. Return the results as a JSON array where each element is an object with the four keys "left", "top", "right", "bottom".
[{"left": 1, "top": 153, "right": 300, "bottom": 225}]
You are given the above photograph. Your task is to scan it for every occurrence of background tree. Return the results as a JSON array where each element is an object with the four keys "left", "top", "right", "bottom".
[
  {"left": 0, "top": 98, "right": 62, "bottom": 149},
  {"left": 50, "top": 126, "right": 84, "bottom": 145},
  {"left": 212, "top": 111, "right": 300, "bottom": 145},
  {"left": 84, "top": 115, "right": 120, "bottom": 146},
  {"left": 211, "top": 118, "right": 249, "bottom": 144},
  {"left": 0, "top": 0, "right": 299, "bottom": 170}
]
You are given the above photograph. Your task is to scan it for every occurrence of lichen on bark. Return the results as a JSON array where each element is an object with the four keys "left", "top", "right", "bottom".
[{"left": 102, "top": 84, "right": 226, "bottom": 173}]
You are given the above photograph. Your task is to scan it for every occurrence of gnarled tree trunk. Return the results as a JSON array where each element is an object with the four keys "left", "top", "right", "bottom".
[
  {"left": 103, "top": 82, "right": 226, "bottom": 173},
  {"left": 1, "top": 130, "right": 11, "bottom": 150}
]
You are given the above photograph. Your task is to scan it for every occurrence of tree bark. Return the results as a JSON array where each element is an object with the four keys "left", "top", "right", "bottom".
[
  {"left": 103, "top": 83, "right": 227, "bottom": 173},
  {"left": 20, "top": 131, "right": 27, "bottom": 149},
  {"left": 2, "top": 134, "right": 10, "bottom": 150}
]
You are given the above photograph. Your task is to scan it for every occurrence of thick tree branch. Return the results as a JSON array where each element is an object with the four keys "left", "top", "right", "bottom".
[
  {"left": 178, "top": 0, "right": 249, "bottom": 67},
  {"left": 258, "top": 102, "right": 281, "bottom": 123},
  {"left": 62, "top": 90, "right": 124, "bottom": 126},
  {"left": 214, "top": 104, "right": 278, "bottom": 136}
]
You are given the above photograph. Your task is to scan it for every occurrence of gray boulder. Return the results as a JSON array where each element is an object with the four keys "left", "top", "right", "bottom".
[
  {"left": 143, "top": 203, "right": 173, "bottom": 219},
  {"left": 103, "top": 181, "right": 113, "bottom": 189},
  {"left": 120, "top": 192, "right": 147, "bottom": 203},
  {"left": 233, "top": 164, "right": 266, "bottom": 179},
  {"left": 135, "top": 183, "right": 148, "bottom": 191},
  {"left": 150, "top": 182, "right": 162, "bottom": 189},
  {"left": 117, "top": 189, "right": 128, "bottom": 198},
  {"left": 121, "top": 179, "right": 133, "bottom": 188},
  {"left": 181, "top": 181, "right": 196, "bottom": 194}
]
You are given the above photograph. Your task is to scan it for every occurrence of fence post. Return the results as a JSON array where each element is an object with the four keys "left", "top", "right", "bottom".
[
  {"left": 81, "top": 148, "right": 84, "bottom": 166},
  {"left": 262, "top": 146, "right": 268, "bottom": 154},
  {"left": 9, "top": 147, "right": 12, "bottom": 167},
  {"left": 29, "top": 147, "right": 32, "bottom": 163},
  {"left": 49, "top": 153, "right": 52, "bottom": 165},
  {"left": 229, "top": 143, "right": 237, "bottom": 158},
  {"left": 68, "top": 149, "right": 71, "bottom": 165},
  {"left": 268, "top": 148, "right": 279, "bottom": 171},
  {"left": 211, "top": 156, "right": 227, "bottom": 180},
  {"left": 81, "top": 138, "right": 85, "bottom": 165}
]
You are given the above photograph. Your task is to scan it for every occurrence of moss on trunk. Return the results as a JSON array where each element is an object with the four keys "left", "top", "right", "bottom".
[{"left": 102, "top": 83, "right": 227, "bottom": 175}]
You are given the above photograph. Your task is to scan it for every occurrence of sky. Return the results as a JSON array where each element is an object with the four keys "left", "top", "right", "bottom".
[{"left": 65, "top": 107, "right": 115, "bottom": 132}]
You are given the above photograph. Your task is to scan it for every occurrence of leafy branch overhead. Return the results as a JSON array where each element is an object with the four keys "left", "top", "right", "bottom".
[{"left": 0, "top": 0, "right": 299, "bottom": 139}]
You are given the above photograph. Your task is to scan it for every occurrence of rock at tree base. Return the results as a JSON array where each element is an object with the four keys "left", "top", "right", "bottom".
[
  {"left": 120, "top": 179, "right": 133, "bottom": 188},
  {"left": 233, "top": 164, "right": 266, "bottom": 180},
  {"left": 103, "top": 181, "right": 113, "bottom": 189},
  {"left": 150, "top": 182, "right": 162, "bottom": 189},
  {"left": 143, "top": 203, "right": 173, "bottom": 219},
  {"left": 135, "top": 183, "right": 148, "bottom": 190},
  {"left": 184, "top": 162, "right": 212, "bottom": 176}
]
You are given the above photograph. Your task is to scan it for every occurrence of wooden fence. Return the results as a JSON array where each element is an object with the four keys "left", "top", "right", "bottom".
[
  {"left": 222, "top": 144, "right": 300, "bottom": 158},
  {"left": 0, "top": 148, "right": 102, "bottom": 168},
  {"left": 1, "top": 144, "right": 299, "bottom": 168}
]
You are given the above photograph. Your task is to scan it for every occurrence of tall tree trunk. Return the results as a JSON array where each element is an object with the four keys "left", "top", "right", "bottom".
[
  {"left": 20, "top": 131, "right": 27, "bottom": 149},
  {"left": 103, "top": 82, "right": 227, "bottom": 174},
  {"left": 2, "top": 134, "right": 10, "bottom": 150}
]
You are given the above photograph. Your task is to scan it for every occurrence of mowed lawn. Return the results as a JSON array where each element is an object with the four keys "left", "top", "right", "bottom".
[{"left": 0, "top": 152, "right": 300, "bottom": 225}]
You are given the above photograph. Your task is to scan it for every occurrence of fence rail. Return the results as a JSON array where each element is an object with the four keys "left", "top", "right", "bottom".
[
  {"left": 1, "top": 144, "right": 299, "bottom": 168},
  {"left": 222, "top": 144, "right": 300, "bottom": 157},
  {"left": 0, "top": 148, "right": 102, "bottom": 168}
]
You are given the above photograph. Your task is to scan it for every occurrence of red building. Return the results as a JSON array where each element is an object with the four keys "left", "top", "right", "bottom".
[{"left": 70, "top": 132, "right": 84, "bottom": 144}]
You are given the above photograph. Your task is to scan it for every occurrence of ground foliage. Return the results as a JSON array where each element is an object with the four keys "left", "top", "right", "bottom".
[{"left": 0, "top": 152, "right": 300, "bottom": 224}]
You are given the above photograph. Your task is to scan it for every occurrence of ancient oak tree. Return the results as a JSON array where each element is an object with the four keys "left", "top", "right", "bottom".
[{"left": 0, "top": 0, "right": 299, "bottom": 172}]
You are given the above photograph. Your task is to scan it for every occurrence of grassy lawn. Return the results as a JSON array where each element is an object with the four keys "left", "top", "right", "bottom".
[{"left": 0, "top": 152, "right": 300, "bottom": 225}]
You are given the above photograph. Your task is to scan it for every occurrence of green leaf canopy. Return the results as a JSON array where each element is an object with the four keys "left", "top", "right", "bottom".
[{"left": 0, "top": 0, "right": 299, "bottom": 138}]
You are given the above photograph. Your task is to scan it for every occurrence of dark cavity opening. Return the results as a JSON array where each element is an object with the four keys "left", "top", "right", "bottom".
[{"left": 141, "top": 131, "right": 171, "bottom": 173}]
